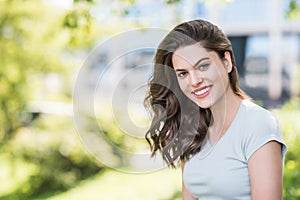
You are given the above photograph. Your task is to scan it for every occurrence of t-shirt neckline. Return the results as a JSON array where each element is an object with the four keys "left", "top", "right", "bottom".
[{"left": 205, "top": 99, "right": 246, "bottom": 149}]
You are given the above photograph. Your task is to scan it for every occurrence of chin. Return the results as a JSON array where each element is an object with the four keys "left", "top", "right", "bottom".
[{"left": 197, "top": 103, "right": 212, "bottom": 109}]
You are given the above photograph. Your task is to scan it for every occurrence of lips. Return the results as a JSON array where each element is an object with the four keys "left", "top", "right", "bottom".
[{"left": 192, "top": 86, "right": 211, "bottom": 98}]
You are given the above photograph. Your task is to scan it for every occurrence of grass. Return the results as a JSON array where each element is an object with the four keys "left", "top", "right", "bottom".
[{"left": 45, "top": 168, "right": 182, "bottom": 200}]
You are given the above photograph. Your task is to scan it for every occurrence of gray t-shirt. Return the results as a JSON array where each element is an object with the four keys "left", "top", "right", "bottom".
[{"left": 183, "top": 100, "right": 287, "bottom": 200}]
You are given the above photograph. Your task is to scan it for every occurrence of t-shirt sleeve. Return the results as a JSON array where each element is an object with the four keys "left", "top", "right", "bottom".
[{"left": 243, "top": 109, "right": 287, "bottom": 162}]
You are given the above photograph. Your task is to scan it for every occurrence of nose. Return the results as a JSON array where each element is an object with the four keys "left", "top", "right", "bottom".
[{"left": 189, "top": 70, "right": 203, "bottom": 87}]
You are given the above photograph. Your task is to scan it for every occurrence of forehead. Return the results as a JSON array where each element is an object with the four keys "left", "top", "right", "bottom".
[{"left": 172, "top": 43, "right": 210, "bottom": 67}]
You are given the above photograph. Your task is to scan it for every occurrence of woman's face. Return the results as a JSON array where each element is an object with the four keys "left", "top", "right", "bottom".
[{"left": 171, "top": 43, "right": 232, "bottom": 109}]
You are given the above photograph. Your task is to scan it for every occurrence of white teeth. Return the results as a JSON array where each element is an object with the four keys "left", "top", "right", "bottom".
[{"left": 194, "top": 87, "right": 209, "bottom": 95}]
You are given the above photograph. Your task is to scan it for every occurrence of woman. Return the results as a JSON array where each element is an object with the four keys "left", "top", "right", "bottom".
[{"left": 145, "top": 19, "right": 286, "bottom": 199}]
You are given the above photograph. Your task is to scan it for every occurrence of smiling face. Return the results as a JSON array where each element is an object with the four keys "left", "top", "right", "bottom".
[{"left": 172, "top": 43, "right": 233, "bottom": 109}]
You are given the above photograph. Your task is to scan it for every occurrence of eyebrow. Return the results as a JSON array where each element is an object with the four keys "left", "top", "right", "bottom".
[{"left": 175, "top": 57, "right": 210, "bottom": 72}]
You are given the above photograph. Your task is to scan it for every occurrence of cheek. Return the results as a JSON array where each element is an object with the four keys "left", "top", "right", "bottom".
[
  {"left": 177, "top": 80, "right": 190, "bottom": 94},
  {"left": 210, "top": 65, "right": 228, "bottom": 82}
]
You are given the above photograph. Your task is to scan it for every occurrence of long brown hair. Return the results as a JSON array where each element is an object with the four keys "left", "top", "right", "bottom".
[{"left": 144, "top": 19, "right": 247, "bottom": 168}]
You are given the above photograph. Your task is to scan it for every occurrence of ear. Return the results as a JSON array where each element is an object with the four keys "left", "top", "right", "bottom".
[{"left": 223, "top": 51, "right": 233, "bottom": 73}]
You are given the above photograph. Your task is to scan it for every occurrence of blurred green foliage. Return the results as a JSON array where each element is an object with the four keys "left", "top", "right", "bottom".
[
  {"left": 0, "top": 0, "right": 101, "bottom": 199},
  {"left": 273, "top": 99, "right": 300, "bottom": 199},
  {"left": 0, "top": 0, "right": 152, "bottom": 198},
  {"left": 0, "top": 115, "right": 100, "bottom": 200},
  {"left": 286, "top": 0, "right": 300, "bottom": 19},
  {"left": 0, "top": 0, "right": 91, "bottom": 145}
]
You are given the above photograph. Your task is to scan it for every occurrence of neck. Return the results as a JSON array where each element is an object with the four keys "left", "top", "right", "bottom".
[{"left": 208, "top": 88, "right": 242, "bottom": 144}]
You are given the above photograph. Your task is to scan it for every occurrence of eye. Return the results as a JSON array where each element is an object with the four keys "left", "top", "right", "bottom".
[
  {"left": 177, "top": 71, "right": 187, "bottom": 78},
  {"left": 198, "top": 63, "right": 210, "bottom": 71}
]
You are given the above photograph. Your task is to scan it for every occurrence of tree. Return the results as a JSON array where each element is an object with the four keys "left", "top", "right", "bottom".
[
  {"left": 0, "top": 0, "right": 96, "bottom": 147},
  {"left": 0, "top": 1, "right": 101, "bottom": 198},
  {"left": 287, "top": 0, "right": 300, "bottom": 19}
]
